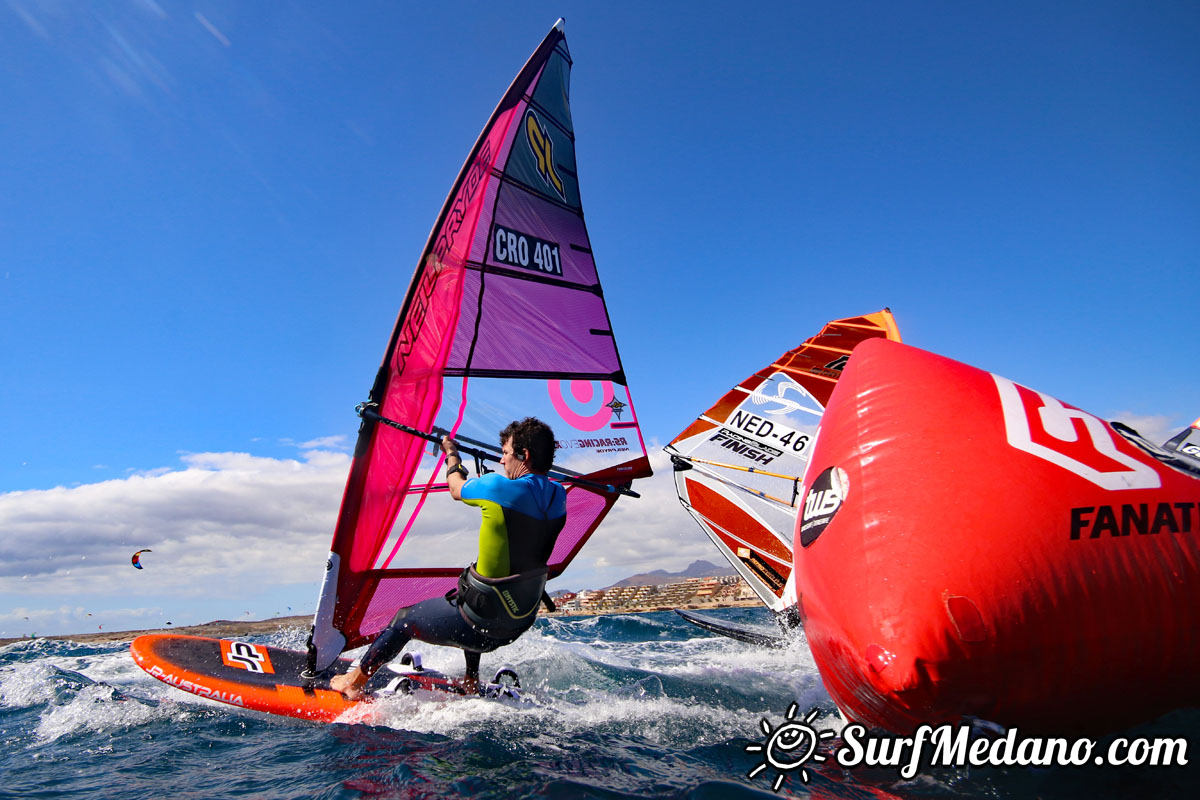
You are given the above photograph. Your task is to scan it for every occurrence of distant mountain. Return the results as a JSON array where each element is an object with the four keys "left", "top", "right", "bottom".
[
  {"left": 546, "top": 560, "right": 739, "bottom": 598},
  {"left": 606, "top": 559, "right": 737, "bottom": 589}
]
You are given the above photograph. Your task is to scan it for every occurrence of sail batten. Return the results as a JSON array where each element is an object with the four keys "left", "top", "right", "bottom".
[
  {"left": 462, "top": 262, "right": 602, "bottom": 293},
  {"left": 308, "top": 22, "right": 651, "bottom": 673}
]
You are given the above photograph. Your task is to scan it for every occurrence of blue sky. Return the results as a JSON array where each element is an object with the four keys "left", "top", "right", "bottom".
[{"left": 2, "top": 1, "right": 1197, "bottom": 637}]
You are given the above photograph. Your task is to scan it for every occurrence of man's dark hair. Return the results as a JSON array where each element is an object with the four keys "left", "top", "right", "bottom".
[{"left": 500, "top": 417, "right": 556, "bottom": 473}]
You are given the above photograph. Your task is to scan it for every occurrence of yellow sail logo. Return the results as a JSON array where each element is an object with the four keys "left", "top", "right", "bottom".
[{"left": 524, "top": 109, "right": 565, "bottom": 200}]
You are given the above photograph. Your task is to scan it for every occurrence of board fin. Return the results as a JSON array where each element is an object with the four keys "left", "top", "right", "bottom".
[{"left": 674, "top": 609, "right": 793, "bottom": 648}]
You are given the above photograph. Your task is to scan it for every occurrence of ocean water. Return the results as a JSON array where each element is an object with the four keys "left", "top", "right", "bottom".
[{"left": 2, "top": 608, "right": 1197, "bottom": 799}]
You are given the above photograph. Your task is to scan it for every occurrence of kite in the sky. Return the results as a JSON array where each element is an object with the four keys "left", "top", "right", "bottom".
[{"left": 131, "top": 549, "right": 152, "bottom": 569}]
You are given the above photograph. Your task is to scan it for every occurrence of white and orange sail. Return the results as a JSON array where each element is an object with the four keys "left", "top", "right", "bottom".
[
  {"left": 665, "top": 310, "right": 900, "bottom": 615},
  {"left": 1164, "top": 416, "right": 1200, "bottom": 457},
  {"left": 307, "top": 21, "right": 651, "bottom": 673}
]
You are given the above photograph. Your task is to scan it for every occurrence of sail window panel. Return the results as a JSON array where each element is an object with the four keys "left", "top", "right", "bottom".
[
  {"left": 447, "top": 270, "right": 617, "bottom": 375},
  {"left": 426, "top": 377, "right": 646, "bottom": 486},
  {"left": 548, "top": 486, "right": 611, "bottom": 568},
  {"left": 373, "top": 463, "right": 481, "bottom": 573},
  {"left": 472, "top": 181, "right": 598, "bottom": 287},
  {"left": 349, "top": 427, "right": 431, "bottom": 572},
  {"left": 360, "top": 574, "right": 459, "bottom": 640}
]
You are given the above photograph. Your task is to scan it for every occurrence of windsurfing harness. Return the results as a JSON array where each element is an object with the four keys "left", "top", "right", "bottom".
[{"left": 455, "top": 564, "right": 550, "bottom": 637}]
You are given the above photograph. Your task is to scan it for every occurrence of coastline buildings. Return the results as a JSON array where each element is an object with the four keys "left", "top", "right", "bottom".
[{"left": 552, "top": 575, "right": 759, "bottom": 616}]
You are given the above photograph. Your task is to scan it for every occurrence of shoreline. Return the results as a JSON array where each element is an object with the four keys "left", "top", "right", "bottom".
[
  {"left": 545, "top": 597, "right": 761, "bottom": 617},
  {"left": 0, "top": 615, "right": 315, "bottom": 648},
  {"left": 0, "top": 600, "right": 763, "bottom": 648}
]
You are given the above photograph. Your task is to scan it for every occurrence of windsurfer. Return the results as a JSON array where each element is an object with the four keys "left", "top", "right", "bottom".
[{"left": 331, "top": 417, "right": 567, "bottom": 698}]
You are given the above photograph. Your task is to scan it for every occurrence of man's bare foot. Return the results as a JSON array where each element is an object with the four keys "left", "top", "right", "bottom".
[
  {"left": 460, "top": 674, "right": 480, "bottom": 695},
  {"left": 330, "top": 666, "right": 367, "bottom": 700}
]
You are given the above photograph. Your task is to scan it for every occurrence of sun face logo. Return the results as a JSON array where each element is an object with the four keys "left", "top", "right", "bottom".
[
  {"left": 524, "top": 109, "right": 566, "bottom": 200},
  {"left": 605, "top": 397, "right": 626, "bottom": 420},
  {"left": 746, "top": 703, "right": 835, "bottom": 791}
]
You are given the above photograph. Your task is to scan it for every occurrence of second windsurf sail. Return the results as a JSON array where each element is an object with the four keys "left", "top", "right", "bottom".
[
  {"left": 1164, "top": 417, "right": 1200, "bottom": 457},
  {"left": 665, "top": 310, "right": 900, "bottom": 615}
]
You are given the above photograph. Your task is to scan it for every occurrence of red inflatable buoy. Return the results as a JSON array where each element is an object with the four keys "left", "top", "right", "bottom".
[{"left": 792, "top": 339, "right": 1200, "bottom": 735}]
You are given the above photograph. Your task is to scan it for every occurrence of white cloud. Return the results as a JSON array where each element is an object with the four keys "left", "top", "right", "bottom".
[
  {"left": 1105, "top": 413, "right": 1179, "bottom": 448},
  {"left": 0, "top": 443, "right": 724, "bottom": 635},
  {"left": 126, "top": 466, "right": 173, "bottom": 478},
  {"left": 0, "top": 604, "right": 161, "bottom": 628},
  {"left": 292, "top": 435, "right": 350, "bottom": 452},
  {"left": 568, "top": 448, "right": 717, "bottom": 581},
  {"left": 0, "top": 450, "right": 350, "bottom": 596},
  {"left": 0, "top": 602, "right": 175, "bottom": 638}
]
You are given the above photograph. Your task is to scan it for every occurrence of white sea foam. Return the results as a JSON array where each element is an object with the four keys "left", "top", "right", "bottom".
[
  {"left": 6, "top": 611, "right": 832, "bottom": 753},
  {"left": 0, "top": 661, "right": 58, "bottom": 708},
  {"left": 316, "top": 611, "right": 829, "bottom": 747},
  {"left": 34, "top": 682, "right": 174, "bottom": 743},
  {"left": 0, "top": 642, "right": 208, "bottom": 743}
]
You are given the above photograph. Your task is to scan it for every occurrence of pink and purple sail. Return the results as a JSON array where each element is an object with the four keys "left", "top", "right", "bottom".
[{"left": 308, "top": 21, "right": 651, "bottom": 671}]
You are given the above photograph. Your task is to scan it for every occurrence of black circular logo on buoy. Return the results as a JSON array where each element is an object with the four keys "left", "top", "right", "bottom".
[{"left": 798, "top": 466, "right": 847, "bottom": 547}]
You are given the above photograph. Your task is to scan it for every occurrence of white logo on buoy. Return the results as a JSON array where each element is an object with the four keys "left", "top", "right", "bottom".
[{"left": 994, "top": 375, "right": 1159, "bottom": 490}]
